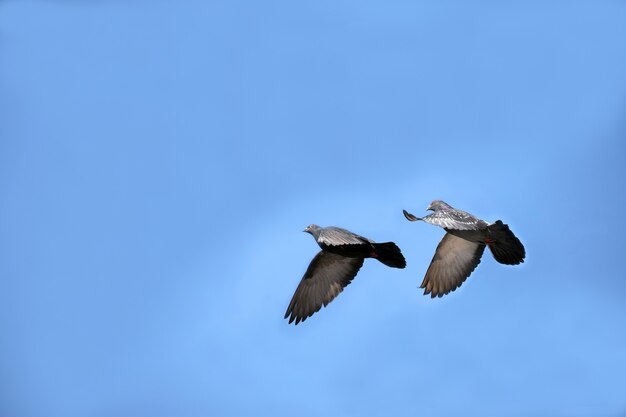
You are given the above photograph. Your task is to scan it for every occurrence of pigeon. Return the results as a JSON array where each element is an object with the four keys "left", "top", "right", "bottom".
[
  {"left": 403, "top": 200, "right": 525, "bottom": 298},
  {"left": 285, "top": 224, "right": 406, "bottom": 325}
]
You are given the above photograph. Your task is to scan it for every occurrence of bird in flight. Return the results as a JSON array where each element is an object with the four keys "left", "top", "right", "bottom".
[
  {"left": 403, "top": 200, "right": 525, "bottom": 298},
  {"left": 285, "top": 225, "right": 406, "bottom": 325}
]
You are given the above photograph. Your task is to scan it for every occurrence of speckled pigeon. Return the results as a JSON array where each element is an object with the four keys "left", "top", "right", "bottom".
[
  {"left": 285, "top": 225, "right": 406, "bottom": 325},
  {"left": 403, "top": 200, "right": 525, "bottom": 298}
]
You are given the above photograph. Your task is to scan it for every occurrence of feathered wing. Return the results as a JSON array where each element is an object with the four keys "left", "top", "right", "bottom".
[
  {"left": 403, "top": 210, "right": 421, "bottom": 222},
  {"left": 284, "top": 251, "right": 364, "bottom": 325},
  {"left": 421, "top": 209, "right": 488, "bottom": 231},
  {"left": 421, "top": 233, "right": 486, "bottom": 298},
  {"left": 486, "top": 220, "right": 526, "bottom": 265}
]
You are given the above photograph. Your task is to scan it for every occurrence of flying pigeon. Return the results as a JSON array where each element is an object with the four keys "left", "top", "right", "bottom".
[
  {"left": 403, "top": 200, "right": 525, "bottom": 298},
  {"left": 285, "top": 225, "right": 406, "bottom": 325}
]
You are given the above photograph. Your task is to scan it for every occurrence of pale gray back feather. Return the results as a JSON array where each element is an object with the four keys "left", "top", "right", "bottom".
[
  {"left": 422, "top": 208, "right": 488, "bottom": 231},
  {"left": 316, "top": 226, "right": 373, "bottom": 246}
]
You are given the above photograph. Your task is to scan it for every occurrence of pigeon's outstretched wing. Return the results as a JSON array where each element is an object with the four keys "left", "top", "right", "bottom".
[
  {"left": 421, "top": 209, "right": 488, "bottom": 231},
  {"left": 403, "top": 210, "right": 421, "bottom": 222},
  {"left": 421, "top": 233, "right": 486, "bottom": 297},
  {"left": 284, "top": 251, "right": 364, "bottom": 325}
]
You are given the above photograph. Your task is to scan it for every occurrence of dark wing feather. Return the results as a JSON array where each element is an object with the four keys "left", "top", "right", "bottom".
[
  {"left": 421, "top": 233, "right": 486, "bottom": 298},
  {"left": 284, "top": 251, "right": 364, "bottom": 325},
  {"left": 403, "top": 210, "right": 422, "bottom": 222}
]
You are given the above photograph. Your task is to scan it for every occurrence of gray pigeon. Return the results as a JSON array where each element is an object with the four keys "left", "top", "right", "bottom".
[
  {"left": 403, "top": 200, "right": 525, "bottom": 298},
  {"left": 285, "top": 225, "right": 406, "bottom": 325}
]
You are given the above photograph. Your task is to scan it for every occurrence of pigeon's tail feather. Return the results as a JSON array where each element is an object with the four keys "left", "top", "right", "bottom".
[
  {"left": 486, "top": 220, "right": 525, "bottom": 265},
  {"left": 371, "top": 242, "right": 406, "bottom": 269}
]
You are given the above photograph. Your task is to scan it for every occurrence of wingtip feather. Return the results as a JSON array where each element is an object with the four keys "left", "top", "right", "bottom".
[{"left": 403, "top": 209, "right": 421, "bottom": 222}]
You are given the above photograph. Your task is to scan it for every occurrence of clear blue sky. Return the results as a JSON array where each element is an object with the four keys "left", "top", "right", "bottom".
[{"left": 1, "top": 1, "right": 625, "bottom": 416}]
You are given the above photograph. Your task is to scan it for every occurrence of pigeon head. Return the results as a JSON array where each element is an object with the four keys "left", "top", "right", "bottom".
[
  {"left": 427, "top": 200, "right": 451, "bottom": 211},
  {"left": 303, "top": 224, "right": 322, "bottom": 238}
]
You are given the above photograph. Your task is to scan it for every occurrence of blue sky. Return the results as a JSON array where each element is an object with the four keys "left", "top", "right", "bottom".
[{"left": 1, "top": 1, "right": 625, "bottom": 416}]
